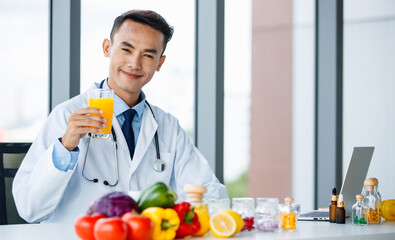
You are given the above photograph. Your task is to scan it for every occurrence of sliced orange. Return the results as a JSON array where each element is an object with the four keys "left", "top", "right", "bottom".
[{"left": 210, "top": 211, "right": 237, "bottom": 238}]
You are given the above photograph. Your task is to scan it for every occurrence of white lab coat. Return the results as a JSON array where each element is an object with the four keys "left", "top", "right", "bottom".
[{"left": 12, "top": 83, "right": 228, "bottom": 223}]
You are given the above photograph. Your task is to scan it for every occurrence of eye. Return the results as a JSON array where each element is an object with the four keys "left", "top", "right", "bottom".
[
  {"left": 144, "top": 54, "right": 154, "bottom": 59},
  {"left": 121, "top": 48, "right": 131, "bottom": 53}
]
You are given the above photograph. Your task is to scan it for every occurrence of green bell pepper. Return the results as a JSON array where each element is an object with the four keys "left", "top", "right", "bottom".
[{"left": 138, "top": 182, "right": 178, "bottom": 211}]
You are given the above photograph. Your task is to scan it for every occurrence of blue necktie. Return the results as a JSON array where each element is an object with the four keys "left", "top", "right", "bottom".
[{"left": 122, "top": 109, "right": 136, "bottom": 160}]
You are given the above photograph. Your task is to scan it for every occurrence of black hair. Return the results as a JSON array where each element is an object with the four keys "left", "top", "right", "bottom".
[{"left": 110, "top": 10, "right": 174, "bottom": 54}]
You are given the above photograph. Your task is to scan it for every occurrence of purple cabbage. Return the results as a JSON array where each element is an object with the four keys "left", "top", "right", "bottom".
[{"left": 87, "top": 191, "right": 139, "bottom": 217}]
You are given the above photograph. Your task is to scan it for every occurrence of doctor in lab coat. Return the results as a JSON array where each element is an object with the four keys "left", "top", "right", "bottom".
[{"left": 13, "top": 10, "right": 228, "bottom": 223}]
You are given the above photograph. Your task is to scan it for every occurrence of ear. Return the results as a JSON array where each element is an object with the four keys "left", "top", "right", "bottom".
[
  {"left": 102, "top": 39, "right": 111, "bottom": 57},
  {"left": 156, "top": 55, "right": 166, "bottom": 71}
]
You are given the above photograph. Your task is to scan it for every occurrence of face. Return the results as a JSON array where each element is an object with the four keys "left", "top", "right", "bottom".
[{"left": 103, "top": 19, "right": 166, "bottom": 105}]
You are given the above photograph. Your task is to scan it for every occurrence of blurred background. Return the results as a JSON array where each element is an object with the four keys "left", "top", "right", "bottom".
[{"left": 1, "top": 0, "right": 394, "bottom": 212}]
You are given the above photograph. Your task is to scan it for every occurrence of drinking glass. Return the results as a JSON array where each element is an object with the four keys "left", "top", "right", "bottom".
[{"left": 88, "top": 89, "right": 114, "bottom": 139}]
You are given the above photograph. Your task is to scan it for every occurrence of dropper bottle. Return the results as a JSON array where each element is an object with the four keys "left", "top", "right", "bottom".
[
  {"left": 329, "top": 188, "right": 338, "bottom": 223},
  {"left": 336, "top": 194, "right": 345, "bottom": 224}
]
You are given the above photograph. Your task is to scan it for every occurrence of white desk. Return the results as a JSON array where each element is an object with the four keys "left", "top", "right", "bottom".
[{"left": 1, "top": 220, "right": 395, "bottom": 240}]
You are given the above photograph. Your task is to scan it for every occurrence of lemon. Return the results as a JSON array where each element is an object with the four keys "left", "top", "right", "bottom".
[
  {"left": 209, "top": 209, "right": 246, "bottom": 238},
  {"left": 210, "top": 211, "right": 237, "bottom": 238},
  {"left": 223, "top": 210, "right": 245, "bottom": 233}
]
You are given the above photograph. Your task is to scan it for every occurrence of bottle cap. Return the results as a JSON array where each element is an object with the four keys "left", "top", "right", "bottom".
[
  {"left": 338, "top": 194, "right": 343, "bottom": 201},
  {"left": 184, "top": 184, "right": 207, "bottom": 194},
  {"left": 184, "top": 185, "right": 207, "bottom": 203},
  {"left": 356, "top": 195, "right": 364, "bottom": 201},
  {"left": 337, "top": 194, "right": 345, "bottom": 207},
  {"left": 284, "top": 197, "right": 294, "bottom": 204},
  {"left": 331, "top": 195, "right": 338, "bottom": 201},
  {"left": 364, "top": 177, "right": 378, "bottom": 187}
]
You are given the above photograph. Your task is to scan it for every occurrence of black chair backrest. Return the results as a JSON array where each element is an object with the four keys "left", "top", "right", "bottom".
[{"left": 0, "top": 142, "right": 32, "bottom": 225}]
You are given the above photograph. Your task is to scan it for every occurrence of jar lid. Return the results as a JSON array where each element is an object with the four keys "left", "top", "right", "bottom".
[
  {"left": 284, "top": 197, "right": 294, "bottom": 204},
  {"left": 356, "top": 194, "right": 364, "bottom": 200},
  {"left": 364, "top": 177, "right": 379, "bottom": 187},
  {"left": 184, "top": 184, "right": 207, "bottom": 194}
]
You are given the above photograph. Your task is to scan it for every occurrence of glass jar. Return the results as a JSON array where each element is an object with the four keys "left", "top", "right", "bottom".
[
  {"left": 232, "top": 197, "right": 255, "bottom": 231},
  {"left": 184, "top": 184, "right": 209, "bottom": 213},
  {"left": 255, "top": 198, "right": 279, "bottom": 232},
  {"left": 279, "top": 197, "right": 296, "bottom": 231},
  {"left": 352, "top": 195, "right": 368, "bottom": 226},
  {"left": 361, "top": 178, "right": 381, "bottom": 196},
  {"left": 190, "top": 201, "right": 209, "bottom": 213},
  {"left": 362, "top": 178, "right": 382, "bottom": 224},
  {"left": 207, "top": 198, "right": 230, "bottom": 217}
]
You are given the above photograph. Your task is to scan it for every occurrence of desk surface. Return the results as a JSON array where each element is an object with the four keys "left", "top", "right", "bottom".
[{"left": 1, "top": 220, "right": 395, "bottom": 240}]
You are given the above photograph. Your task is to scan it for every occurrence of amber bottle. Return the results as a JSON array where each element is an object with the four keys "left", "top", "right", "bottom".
[
  {"left": 329, "top": 188, "right": 338, "bottom": 223},
  {"left": 336, "top": 194, "right": 346, "bottom": 224}
]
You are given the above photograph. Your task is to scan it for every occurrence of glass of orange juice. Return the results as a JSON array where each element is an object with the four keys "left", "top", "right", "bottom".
[{"left": 88, "top": 88, "right": 114, "bottom": 139}]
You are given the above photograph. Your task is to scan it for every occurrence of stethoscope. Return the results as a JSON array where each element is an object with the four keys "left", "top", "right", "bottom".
[{"left": 82, "top": 80, "right": 165, "bottom": 186}]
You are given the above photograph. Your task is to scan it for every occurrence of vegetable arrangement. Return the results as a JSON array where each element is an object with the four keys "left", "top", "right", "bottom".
[{"left": 74, "top": 182, "right": 242, "bottom": 240}]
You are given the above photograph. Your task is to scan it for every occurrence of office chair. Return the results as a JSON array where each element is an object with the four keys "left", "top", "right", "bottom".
[{"left": 0, "top": 142, "right": 31, "bottom": 225}]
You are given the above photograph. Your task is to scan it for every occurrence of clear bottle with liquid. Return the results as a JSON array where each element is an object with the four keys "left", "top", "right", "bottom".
[
  {"left": 352, "top": 195, "right": 368, "bottom": 226},
  {"left": 362, "top": 178, "right": 382, "bottom": 224}
]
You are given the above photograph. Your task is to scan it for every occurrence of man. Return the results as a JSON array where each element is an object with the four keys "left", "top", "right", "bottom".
[{"left": 13, "top": 10, "right": 228, "bottom": 223}]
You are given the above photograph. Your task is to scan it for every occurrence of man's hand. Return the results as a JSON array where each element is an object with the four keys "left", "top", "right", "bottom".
[{"left": 61, "top": 107, "right": 107, "bottom": 151}]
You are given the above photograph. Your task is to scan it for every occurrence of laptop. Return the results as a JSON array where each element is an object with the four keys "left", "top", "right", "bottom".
[{"left": 298, "top": 146, "right": 374, "bottom": 221}]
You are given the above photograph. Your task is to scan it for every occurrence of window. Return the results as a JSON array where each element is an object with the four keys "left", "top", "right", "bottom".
[
  {"left": 0, "top": 1, "right": 49, "bottom": 142},
  {"left": 343, "top": 0, "right": 395, "bottom": 199},
  {"left": 224, "top": 0, "right": 316, "bottom": 210}
]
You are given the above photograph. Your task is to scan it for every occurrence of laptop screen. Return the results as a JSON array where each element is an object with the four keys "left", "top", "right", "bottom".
[{"left": 340, "top": 146, "right": 374, "bottom": 216}]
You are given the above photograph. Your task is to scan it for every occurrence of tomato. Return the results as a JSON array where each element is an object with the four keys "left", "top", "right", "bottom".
[
  {"left": 74, "top": 213, "right": 106, "bottom": 240},
  {"left": 122, "top": 212, "right": 154, "bottom": 240},
  {"left": 94, "top": 217, "right": 128, "bottom": 240}
]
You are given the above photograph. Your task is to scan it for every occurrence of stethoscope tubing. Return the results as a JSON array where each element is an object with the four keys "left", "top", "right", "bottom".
[
  {"left": 82, "top": 128, "right": 119, "bottom": 186},
  {"left": 81, "top": 79, "right": 163, "bottom": 187}
]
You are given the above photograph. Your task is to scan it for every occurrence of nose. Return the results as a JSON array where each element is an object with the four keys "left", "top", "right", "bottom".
[{"left": 127, "top": 53, "right": 142, "bottom": 70}]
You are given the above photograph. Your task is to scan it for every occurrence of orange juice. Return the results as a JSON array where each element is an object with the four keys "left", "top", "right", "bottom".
[{"left": 88, "top": 98, "right": 114, "bottom": 134}]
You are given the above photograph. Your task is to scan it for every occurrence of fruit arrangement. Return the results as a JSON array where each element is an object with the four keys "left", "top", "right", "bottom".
[{"left": 74, "top": 182, "right": 244, "bottom": 240}]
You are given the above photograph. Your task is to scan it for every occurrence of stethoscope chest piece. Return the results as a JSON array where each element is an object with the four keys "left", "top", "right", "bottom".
[{"left": 153, "top": 159, "right": 165, "bottom": 172}]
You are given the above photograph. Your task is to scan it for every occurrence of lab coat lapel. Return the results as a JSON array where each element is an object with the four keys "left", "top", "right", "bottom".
[{"left": 129, "top": 105, "right": 157, "bottom": 176}]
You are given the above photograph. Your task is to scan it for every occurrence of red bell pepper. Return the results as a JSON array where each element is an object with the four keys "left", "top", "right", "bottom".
[{"left": 174, "top": 202, "right": 201, "bottom": 238}]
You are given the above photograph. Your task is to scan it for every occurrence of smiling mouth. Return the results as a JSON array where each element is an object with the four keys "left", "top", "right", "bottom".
[{"left": 121, "top": 70, "right": 143, "bottom": 79}]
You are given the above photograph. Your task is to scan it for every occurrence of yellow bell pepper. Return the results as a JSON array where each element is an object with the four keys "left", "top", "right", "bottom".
[
  {"left": 193, "top": 209, "right": 210, "bottom": 236},
  {"left": 141, "top": 207, "right": 180, "bottom": 240}
]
